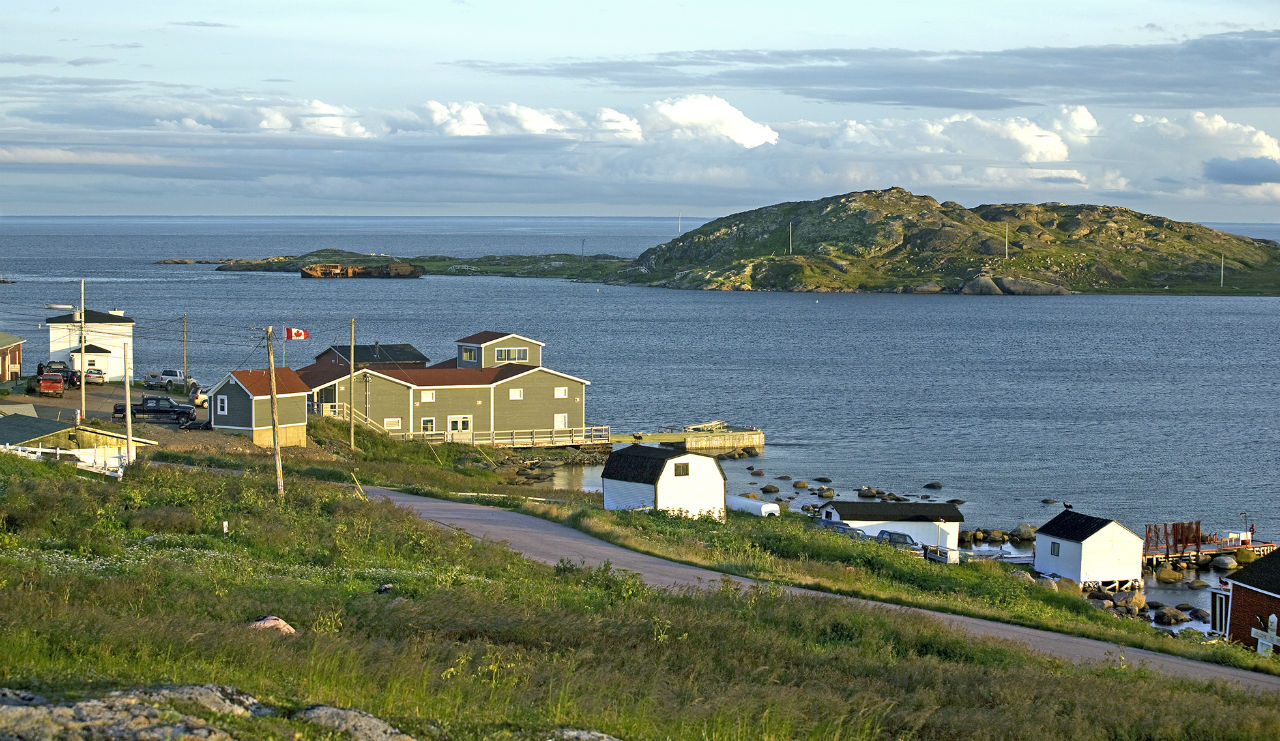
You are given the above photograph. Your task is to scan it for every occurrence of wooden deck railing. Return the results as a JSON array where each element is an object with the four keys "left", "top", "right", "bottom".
[{"left": 310, "top": 402, "right": 609, "bottom": 448}]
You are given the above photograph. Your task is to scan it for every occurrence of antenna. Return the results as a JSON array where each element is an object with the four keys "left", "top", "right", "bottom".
[{"left": 1004, "top": 224, "right": 1009, "bottom": 260}]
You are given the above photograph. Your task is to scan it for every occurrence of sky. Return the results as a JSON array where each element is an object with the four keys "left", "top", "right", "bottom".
[{"left": 3, "top": 1, "right": 1280, "bottom": 221}]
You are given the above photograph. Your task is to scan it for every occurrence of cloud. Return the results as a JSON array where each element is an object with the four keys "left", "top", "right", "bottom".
[
  {"left": 92, "top": 42, "right": 143, "bottom": 50},
  {"left": 639, "top": 95, "right": 777, "bottom": 148},
  {"left": 1203, "top": 157, "right": 1280, "bottom": 185},
  {"left": 456, "top": 30, "right": 1280, "bottom": 110},
  {"left": 170, "top": 21, "right": 233, "bottom": 28},
  {"left": 0, "top": 54, "right": 59, "bottom": 65},
  {"left": 0, "top": 146, "right": 183, "bottom": 166},
  {"left": 66, "top": 57, "right": 115, "bottom": 67}
]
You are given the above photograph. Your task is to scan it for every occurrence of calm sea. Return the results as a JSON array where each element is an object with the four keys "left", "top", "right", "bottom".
[{"left": 1, "top": 216, "right": 1277, "bottom": 539}]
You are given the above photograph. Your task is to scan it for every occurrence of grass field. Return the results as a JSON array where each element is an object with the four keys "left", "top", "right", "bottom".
[{"left": 5, "top": 451, "right": 1280, "bottom": 738}]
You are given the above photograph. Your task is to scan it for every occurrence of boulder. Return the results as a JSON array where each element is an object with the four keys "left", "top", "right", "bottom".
[
  {"left": 817, "top": 490, "right": 835, "bottom": 499},
  {"left": 1009, "top": 570, "right": 1034, "bottom": 584},
  {"left": 1041, "top": 499, "right": 1058, "bottom": 504},
  {"left": 1210, "top": 555, "right": 1238, "bottom": 570},
  {"left": 1236, "top": 548, "right": 1258, "bottom": 565},
  {"left": 1111, "top": 590, "right": 1146, "bottom": 610},
  {"left": 1153, "top": 606, "right": 1190, "bottom": 625},
  {"left": 1088, "top": 599, "right": 1114, "bottom": 610},
  {"left": 1035, "top": 577, "right": 1058, "bottom": 591},
  {"left": 1188, "top": 579, "right": 1210, "bottom": 590},
  {"left": 751, "top": 470, "right": 765, "bottom": 477},
  {"left": 248, "top": 616, "right": 295, "bottom": 635},
  {"left": 1056, "top": 577, "right": 1082, "bottom": 597},
  {"left": 742, "top": 447, "right": 761, "bottom": 457},
  {"left": 858, "top": 488, "right": 877, "bottom": 498},
  {"left": 761, "top": 484, "right": 780, "bottom": 494},
  {"left": 993, "top": 277, "right": 1070, "bottom": 296},
  {"left": 814, "top": 476, "right": 832, "bottom": 483},
  {"left": 947, "top": 498, "right": 966, "bottom": 505},
  {"left": 792, "top": 481, "right": 809, "bottom": 489},
  {"left": 1154, "top": 566, "right": 1184, "bottom": 584},
  {"left": 1146, "top": 600, "right": 1165, "bottom": 611},
  {"left": 923, "top": 481, "right": 943, "bottom": 489},
  {"left": 958, "top": 530, "right": 974, "bottom": 546},
  {"left": 987, "top": 529, "right": 1006, "bottom": 542},
  {"left": 776, "top": 475, "right": 792, "bottom": 480},
  {"left": 1175, "top": 602, "right": 1195, "bottom": 612},
  {"left": 1010, "top": 523, "right": 1037, "bottom": 542},
  {"left": 298, "top": 705, "right": 414, "bottom": 741},
  {"left": 961, "top": 275, "right": 1003, "bottom": 295},
  {"left": 743, "top": 493, "right": 758, "bottom": 500},
  {"left": 1189, "top": 608, "right": 1211, "bottom": 622}
]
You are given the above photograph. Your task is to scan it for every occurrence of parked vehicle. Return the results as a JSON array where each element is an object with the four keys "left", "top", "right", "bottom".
[
  {"left": 37, "top": 373, "right": 65, "bottom": 397},
  {"left": 112, "top": 395, "right": 198, "bottom": 425},
  {"left": 875, "top": 530, "right": 923, "bottom": 553},
  {"left": 145, "top": 369, "right": 192, "bottom": 392},
  {"left": 188, "top": 385, "right": 210, "bottom": 408},
  {"left": 42, "top": 360, "right": 80, "bottom": 389},
  {"left": 84, "top": 368, "right": 106, "bottom": 385}
]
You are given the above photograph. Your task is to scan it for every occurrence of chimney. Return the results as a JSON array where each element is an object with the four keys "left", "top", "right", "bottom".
[{"left": 108, "top": 309, "right": 125, "bottom": 317}]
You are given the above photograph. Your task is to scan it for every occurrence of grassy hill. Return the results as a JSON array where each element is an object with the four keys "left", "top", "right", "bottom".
[
  {"left": 616, "top": 188, "right": 1280, "bottom": 294},
  {"left": 4, "top": 432, "right": 1280, "bottom": 738}
]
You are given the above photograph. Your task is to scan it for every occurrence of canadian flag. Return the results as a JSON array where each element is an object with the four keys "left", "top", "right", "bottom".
[{"left": 284, "top": 327, "right": 309, "bottom": 340}]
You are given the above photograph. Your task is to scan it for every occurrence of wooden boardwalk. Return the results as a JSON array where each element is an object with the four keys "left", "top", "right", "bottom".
[
  {"left": 611, "top": 422, "right": 764, "bottom": 451},
  {"left": 1142, "top": 539, "right": 1276, "bottom": 567}
]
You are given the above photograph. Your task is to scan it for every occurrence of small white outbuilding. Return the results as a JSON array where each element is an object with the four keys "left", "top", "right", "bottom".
[
  {"left": 602, "top": 444, "right": 725, "bottom": 519},
  {"left": 726, "top": 494, "right": 780, "bottom": 517},
  {"left": 1033, "top": 509, "right": 1142, "bottom": 592},
  {"left": 817, "top": 501, "right": 963, "bottom": 551}
]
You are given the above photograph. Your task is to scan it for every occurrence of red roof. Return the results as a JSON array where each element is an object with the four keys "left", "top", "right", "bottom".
[
  {"left": 375, "top": 364, "right": 535, "bottom": 387},
  {"left": 229, "top": 367, "right": 311, "bottom": 397}
]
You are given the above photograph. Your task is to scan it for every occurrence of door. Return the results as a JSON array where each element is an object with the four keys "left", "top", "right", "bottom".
[
  {"left": 553, "top": 413, "right": 569, "bottom": 430},
  {"left": 447, "top": 415, "right": 473, "bottom": 443}
]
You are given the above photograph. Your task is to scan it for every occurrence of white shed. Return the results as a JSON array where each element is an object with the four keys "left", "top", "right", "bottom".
[
  {"left": 1033, "top": 510, "right": 1142, "bottom": 592},
  {"left": 602, "top": 444, "right": 725, "bottom": 520},
  {"left": 817, "top": 501, "right": 963, "bottom": 551}
]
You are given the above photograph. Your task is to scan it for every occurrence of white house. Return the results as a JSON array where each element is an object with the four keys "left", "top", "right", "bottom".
[
  {"left": 46, "top": 308, "right": 135, "bottom": 383},
  {"left": 818, "top": 501, "right": 963, "bottom": 557},
  {"left": 1033, "top": 510, "right": 1142, "bottom": 592},
  {"left": 602, "top": 444, "right": 725, "bottom": 519}
]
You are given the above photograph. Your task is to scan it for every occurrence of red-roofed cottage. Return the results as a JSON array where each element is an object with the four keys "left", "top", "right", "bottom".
[
  {"left": 296, "top": 332, "right": 606, "bottom": 447},
  {"left": 209, "top": 367, "right": 311, "bottom": 447}
]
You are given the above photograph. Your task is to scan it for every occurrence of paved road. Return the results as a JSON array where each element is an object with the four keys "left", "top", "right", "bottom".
[{"left": 376, "top": 488, "right": 1280, "bottom": 695}]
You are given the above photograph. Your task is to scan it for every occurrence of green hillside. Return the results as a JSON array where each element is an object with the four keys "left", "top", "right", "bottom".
[{"left": 616, "top": 188, "right": 1280, "bottom": 294}]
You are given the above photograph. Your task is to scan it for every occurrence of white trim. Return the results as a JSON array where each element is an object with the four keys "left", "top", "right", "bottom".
[
  {"left": 554, "top": 386, "right": 568, "bottom": 399},
  {"left": 493, "top": 366, "right": 592, "bottom": 386},
  {"left": 215, "top": 395, "right": 228, "bottom": 415},
  {"left": 419, "top": 390, "right": 435, "bottom": 402},
  {"left": 210, "top": 422, "right": 306, "bottom": 431},
  {"left": 495, "top": 346, "right": 530, "bottom": 363},
  {"left": 509, "top": 387, "right": 523, "bottom": 401},
  {"left": 468, "top": 333, "right": 546, "bottom": 348},
  {"left": 1225, "top": 580, "right": 1280, "bottom": 602}
]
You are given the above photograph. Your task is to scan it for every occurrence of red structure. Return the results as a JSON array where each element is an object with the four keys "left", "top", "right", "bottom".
[{"left": 1221, "top": 550, "right": 1280, "bottom": 655}]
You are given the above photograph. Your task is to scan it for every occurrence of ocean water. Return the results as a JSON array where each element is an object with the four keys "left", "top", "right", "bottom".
[{"left": 0, "top": 216, "right": 1277, "bottom": 539}]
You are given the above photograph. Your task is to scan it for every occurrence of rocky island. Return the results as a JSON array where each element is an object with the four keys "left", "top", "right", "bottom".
[
  {"left": 165, "top": 188, "right": 1280, "bottom": 294},
  {"left": 614, "top": 188, "right": 1280, "bottom": 294}
]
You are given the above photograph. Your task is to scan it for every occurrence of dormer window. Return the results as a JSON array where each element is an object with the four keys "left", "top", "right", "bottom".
[
  {"left": 495, "top": 347, "right": 528, "bottom": 363},
  {"left": 460, "top": 347, "right": 477, "bottom": 362}
]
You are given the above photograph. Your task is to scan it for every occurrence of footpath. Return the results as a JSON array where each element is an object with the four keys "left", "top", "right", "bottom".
[{"left": 372, "top": 487, "right": 1280, "bottom": 697}]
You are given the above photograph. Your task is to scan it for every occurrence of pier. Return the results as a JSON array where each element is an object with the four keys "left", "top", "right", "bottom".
[
  {"left": 610, "top": 421, "right": 765, "bottom": 452},
  {"left": 1141, "top": 521, "right": 1275, "bottom": 567}
]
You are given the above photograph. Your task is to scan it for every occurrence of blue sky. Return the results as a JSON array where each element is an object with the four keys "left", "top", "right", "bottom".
[{"left": 4, "top": 1, "right": 1280, "bottom": 220}]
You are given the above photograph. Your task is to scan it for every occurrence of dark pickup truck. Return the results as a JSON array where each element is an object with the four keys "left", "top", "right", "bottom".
[
  {"left": 113, "top": 395, "right": 198, "bottom": 425},
  {"left": 42, "top": 360, "right": 81, "bottom": 389}
]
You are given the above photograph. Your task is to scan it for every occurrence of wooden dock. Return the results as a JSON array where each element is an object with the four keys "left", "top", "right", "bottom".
[
  {"left": 610, "top": 421, "right": 764, "bottom": 451},
  {"left": 1142, "top": 539, "right": 1276, "bottom": 568}
]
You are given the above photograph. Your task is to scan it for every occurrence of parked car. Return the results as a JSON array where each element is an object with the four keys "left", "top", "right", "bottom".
[
  {"left": 84, "top": 368, "right": 106, "bottom": 385},
  {"left": 36, "top": 373, "right": 65, "bottom": 398},
  {"left": 188, "top": 385, "right": 210, "bottom": 408},
  {"left": 42, "top": 360, "right": 80, "bottom": 389},
  {"left": 875, "top": 530, "right": 923, "bottom": 553}
]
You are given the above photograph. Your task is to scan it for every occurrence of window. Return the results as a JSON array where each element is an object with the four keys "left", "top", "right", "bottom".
[
  {"left": 1050, "top": 541, "right": 1060, "bottom": 557},
  {"left": 87, "top": 359, "right": 97, "bottom": 368},
  {"left": 554, "top": 386, "right": 568, "bottom": 399},
  {"left": 496, "top": 347, "right": 528, "bottom": 363},
  {"left": 420, "top": 418, "right": 435, "bottom": 433},
  {"left": 383, "top": 417, "right": 402, "bottom": 430},
  {"left": 216, "top": 395, "right": 227, "bottom": 415},
  {"left": 460, "top": 347, "right": 477, "bottom": 362},
  {"left": 509, "top": 388, "right": 523, "bottom": 400},
  {"left": 673, "top": 462, "right": 690, "bottom": 476},
  {"left": 419, "top": 390, "right": 435, "bottom": 403},
  {"left": 553, "top": 413, "right": 568, "bottom": 429}
]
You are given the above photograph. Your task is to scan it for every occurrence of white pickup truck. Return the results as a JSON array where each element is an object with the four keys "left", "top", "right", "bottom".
[{"left": 143, "top": 369, "right": 194, "bottom": 392}]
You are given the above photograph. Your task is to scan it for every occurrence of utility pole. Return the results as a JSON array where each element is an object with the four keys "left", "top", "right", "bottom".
[
  {"left": 349, "top": 318, "right": 356, "bottom": 451},
  {"left": 78, "top": 280, "right": 86, "bottom": 425},
  {"left": 123, "top": 341, "right": 133, "bottom": 467},
  {"left": 1221, "top": 254, "right": 1225, "bottom": 288},
  {"left": 182, "top": 314, "right": 188, "bottom": 392},
  {"left": 265, "top": 326, "right": 284, "bottom": 503},
  {"left": 281, "top": 326, "right": 286, "bottom": 367},
  {"left": 1005, "top": 224, "right": 1009, "bottom": 260},
  {"left": 788, "top": 220, "right": 793, "bottom": 255}
]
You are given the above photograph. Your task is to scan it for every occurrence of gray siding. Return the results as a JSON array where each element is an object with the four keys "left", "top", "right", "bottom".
[
  {"left": 212, "top": 381, "right": 253, "bottom": 429},
  {"left": 493, "top": 370, "right": 584, "bottom": 430},
  {"left": 412, "top": 386, "right": 490, "bottom": 433},
  {"left": 358, "top": 373, "right": 413, "bottom": 430}
]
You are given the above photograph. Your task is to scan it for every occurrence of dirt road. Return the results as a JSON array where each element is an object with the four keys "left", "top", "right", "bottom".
[{"left": 375, "top": 488, "right": 1280, "bottom": 696}]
